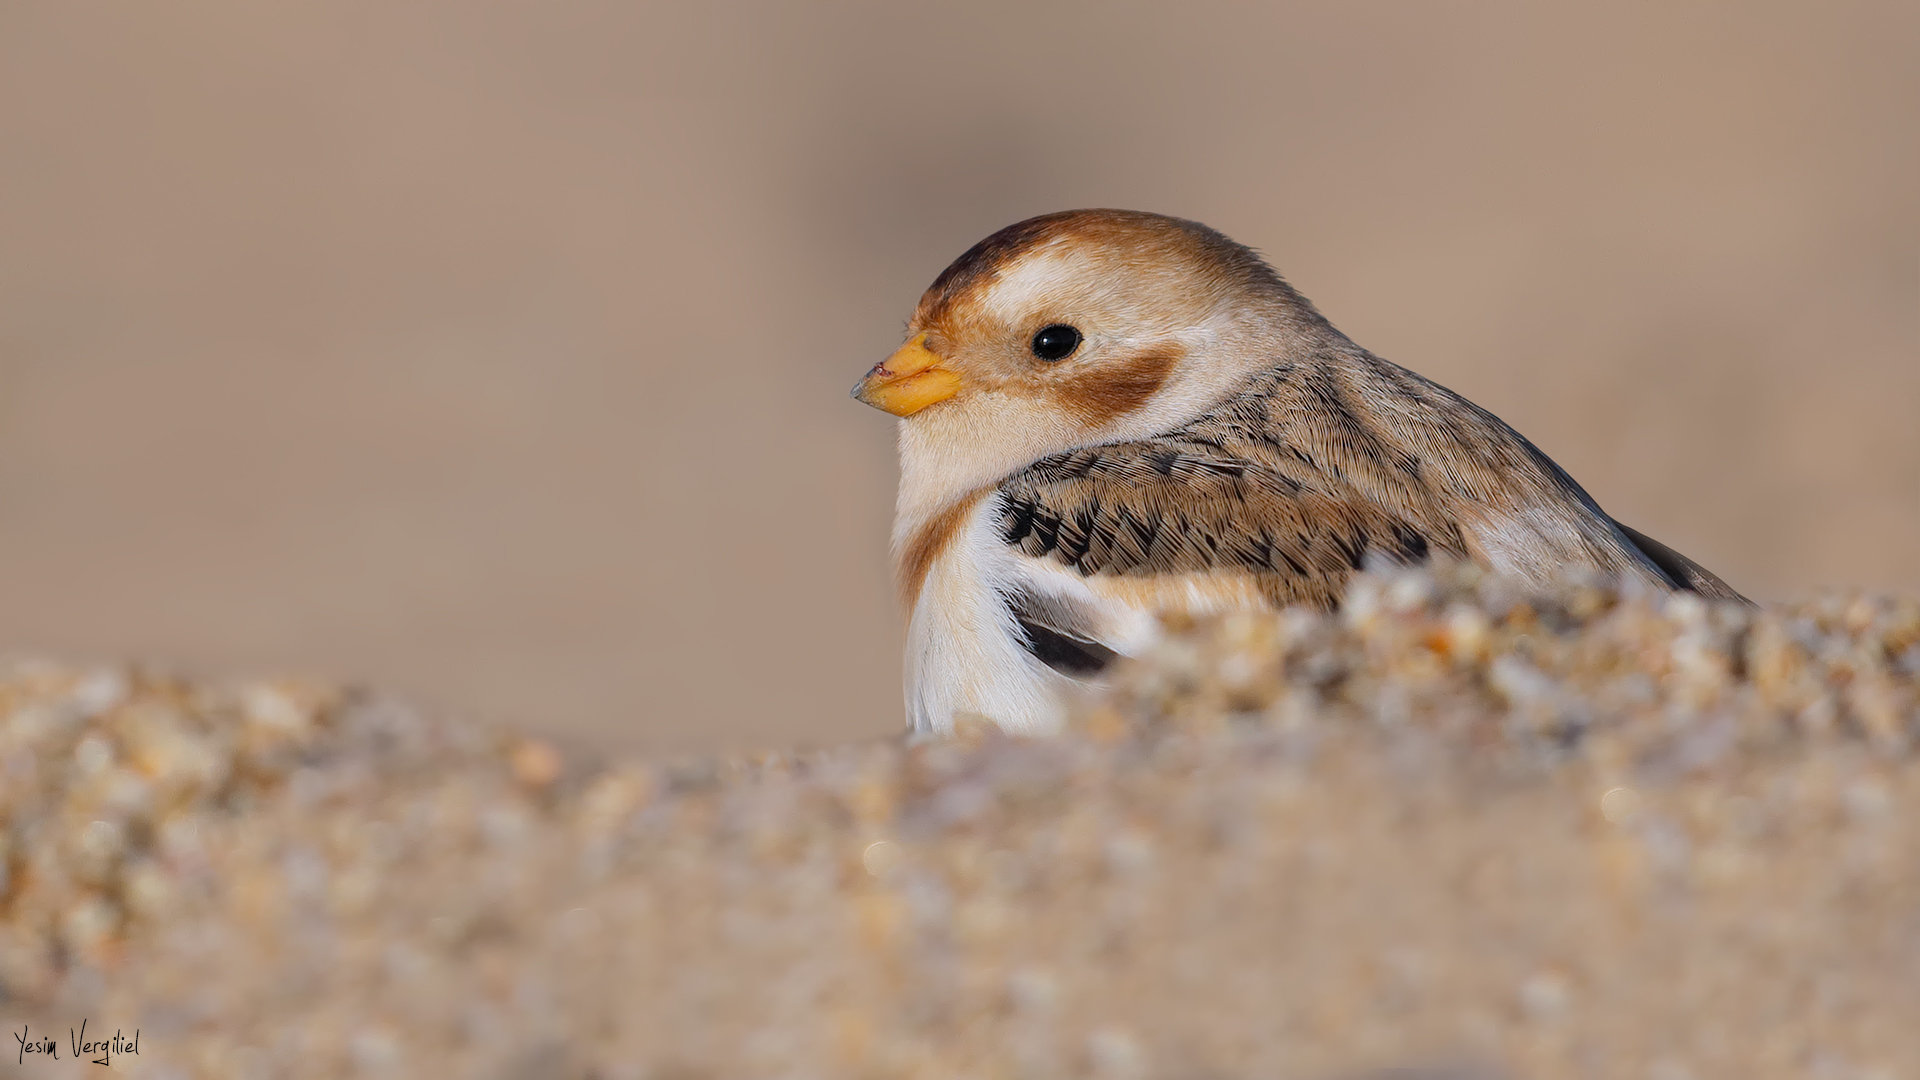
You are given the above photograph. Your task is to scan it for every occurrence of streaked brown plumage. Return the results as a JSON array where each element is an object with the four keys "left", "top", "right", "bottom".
[{"left": 853, "top": 209, "right": 1746, "bottom": 734}]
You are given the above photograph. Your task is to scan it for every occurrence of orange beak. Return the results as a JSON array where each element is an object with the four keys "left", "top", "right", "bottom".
[{"left": 851, "top": 333, "right": 963, "bottom": 417}]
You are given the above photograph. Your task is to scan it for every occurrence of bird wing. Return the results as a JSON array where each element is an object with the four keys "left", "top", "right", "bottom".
[
  {"left": 992, "top": 353, "right": 1750, "bottom": 628},
  {"left": 1614, "top": 523, "right": 1753, "bottom": 605},
  {"left": 994, "top": 434, "right": 1461, "bottom": 614}
]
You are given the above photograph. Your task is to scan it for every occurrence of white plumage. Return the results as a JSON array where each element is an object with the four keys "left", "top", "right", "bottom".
[{"left": 855, "top": 210, "right": 1746, "bottom": 735}]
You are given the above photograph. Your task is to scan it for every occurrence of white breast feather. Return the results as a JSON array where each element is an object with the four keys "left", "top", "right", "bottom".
[{"left": 905, "top": 495, "right": 1163, "bottom": 735}]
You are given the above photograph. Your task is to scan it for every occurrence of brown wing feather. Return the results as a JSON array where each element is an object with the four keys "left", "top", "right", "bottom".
[
  {"left": 996, "top": 434, "right": 1453, "bottom": 609},
  {"left": 996, "top": 347, "right": 1742, "bottom": 607}
]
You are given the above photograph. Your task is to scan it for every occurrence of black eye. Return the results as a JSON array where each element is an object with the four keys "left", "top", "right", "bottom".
[{"left": 1030, "top": 324, "right": 1082, "bottom": 362}]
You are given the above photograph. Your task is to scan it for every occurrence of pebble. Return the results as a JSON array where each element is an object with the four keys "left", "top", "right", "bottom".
[{"left": 0, "top": 566, "right": 1914, "bottom": 1078}]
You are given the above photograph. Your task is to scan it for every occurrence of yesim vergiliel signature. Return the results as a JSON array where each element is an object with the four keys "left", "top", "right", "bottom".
[{"left": 15, "top": 1020, "right": 140, "bottom": 1066}]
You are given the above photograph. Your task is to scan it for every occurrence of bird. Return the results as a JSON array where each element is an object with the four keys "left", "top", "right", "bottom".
[{"left": 852, "top": 209, "right": 1748, "bottom": 736}]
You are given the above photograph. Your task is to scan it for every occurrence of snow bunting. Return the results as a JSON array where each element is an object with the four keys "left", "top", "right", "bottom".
[{"left": 853, "top": 209, "right": 1747, "bottom": 735}]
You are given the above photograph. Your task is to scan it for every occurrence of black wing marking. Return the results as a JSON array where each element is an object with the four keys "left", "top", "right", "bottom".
[
  {"left": 995, "top": 435, "right": 1454, "bottom": 610},
  {"left": 1002, "top": 585, "right": 1121, "bottom": 678},
  {"left": 1615, "top": 523, "right": 1753, "bottom": 606}
]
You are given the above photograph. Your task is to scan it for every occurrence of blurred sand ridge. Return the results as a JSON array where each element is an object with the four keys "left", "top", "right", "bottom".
[
  {"left": 1, "top": 570, "right": 1916, "bottom": 1077},
  {"left": 0, "top": 2, "right": 1915, "bottom": 752}
]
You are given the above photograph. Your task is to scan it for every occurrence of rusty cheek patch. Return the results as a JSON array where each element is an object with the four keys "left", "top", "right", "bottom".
[
  {"left": 896, "top": 490, "right": 989, "bottom": 609},
  {"left": 1052, "top": 344, "right": 1182, "bottom": 426}
]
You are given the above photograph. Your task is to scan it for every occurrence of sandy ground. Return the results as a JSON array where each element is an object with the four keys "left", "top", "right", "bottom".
[
  {"left": 2, "top": 567, "right": 1915, "bottom": 1079},
  {"left": 1, "top": 2, "right": 1916, "bottom": 753}
]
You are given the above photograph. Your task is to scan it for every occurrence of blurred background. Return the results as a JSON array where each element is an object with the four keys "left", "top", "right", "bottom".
[{"left": 0, "top": 2, "right": 1913, "bottom": 753}]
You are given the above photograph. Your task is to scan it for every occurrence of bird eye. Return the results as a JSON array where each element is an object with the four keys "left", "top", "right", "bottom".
[{"left": 1030, "top": 324, "right": 1082, "bottom": 362}]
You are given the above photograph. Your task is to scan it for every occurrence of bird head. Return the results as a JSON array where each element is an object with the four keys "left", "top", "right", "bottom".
[{"left": 853, "top": 210, "right": 1328, "bottom": 501}]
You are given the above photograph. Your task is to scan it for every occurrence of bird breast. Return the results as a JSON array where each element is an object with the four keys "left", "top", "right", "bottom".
[{"left": 898, "top": 491, "right": 1276, "bottom": 735}]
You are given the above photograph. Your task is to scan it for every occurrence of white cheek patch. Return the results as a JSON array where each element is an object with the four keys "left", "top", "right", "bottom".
[{"left": 1071, "top": 315, "right": 1249, "bottom": 446}]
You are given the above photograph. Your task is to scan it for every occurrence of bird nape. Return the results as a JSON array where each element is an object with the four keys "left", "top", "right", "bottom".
[{"left": 852, "top": 208, "right": 1748, "bottom": 736}]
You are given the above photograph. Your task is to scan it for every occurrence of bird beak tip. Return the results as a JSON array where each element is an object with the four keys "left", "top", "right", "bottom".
[{"left": 850, "top": 337, "right": 961, "bottom": 417}]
